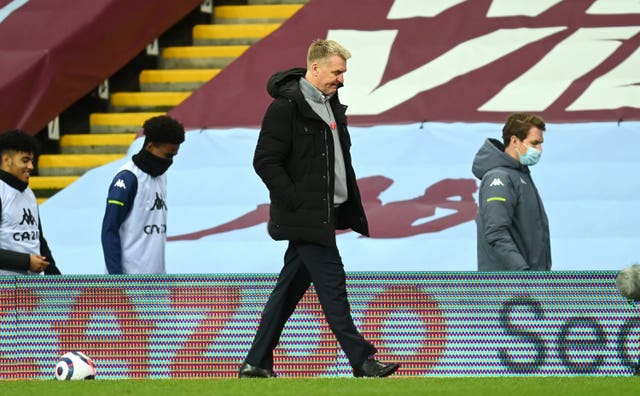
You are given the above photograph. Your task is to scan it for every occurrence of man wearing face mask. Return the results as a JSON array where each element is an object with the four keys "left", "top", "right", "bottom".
[
  {"left": 101, "top": 115, "right": 185, "bottom": 274},
  {"left": 472, "top": 113, "right": 551, "bottom": 271}
]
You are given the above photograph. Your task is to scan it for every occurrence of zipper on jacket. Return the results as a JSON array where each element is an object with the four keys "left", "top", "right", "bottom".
[{"left": 323, "top": 127, "right": 331, "bottom": 223}]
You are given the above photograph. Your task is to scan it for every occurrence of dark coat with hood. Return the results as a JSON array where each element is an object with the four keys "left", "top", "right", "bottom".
[
  {"left": 472, "top": 138, "right": 551, "bottom": 271},
  {"left": 253, "top": 68, "right": 369, "bottom": 247}
]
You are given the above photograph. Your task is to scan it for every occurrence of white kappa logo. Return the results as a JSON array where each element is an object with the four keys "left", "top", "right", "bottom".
[
  {"left": 489, "top": 178, "right": 504, "bottom": 187},
  {"left": 114, "top": 179, "right": 126, "bottom": 189}
]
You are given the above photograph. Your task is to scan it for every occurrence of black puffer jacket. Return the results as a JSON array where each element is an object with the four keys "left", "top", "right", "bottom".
[{"left": 253, "top": 68, "right": 369, "bottom": 246}]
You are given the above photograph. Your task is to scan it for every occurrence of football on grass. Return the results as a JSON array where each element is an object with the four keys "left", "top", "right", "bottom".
[
  {"left": 616, "top": 264, "right": 640, "bottom": 301},
  {"left": 54, "top": 351, "right": 96, "bottom": 380}
]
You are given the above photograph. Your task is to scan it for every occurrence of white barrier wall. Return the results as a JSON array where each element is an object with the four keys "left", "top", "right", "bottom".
[{"left": 40, "top": 122, "right": 640, "bottom": 274}]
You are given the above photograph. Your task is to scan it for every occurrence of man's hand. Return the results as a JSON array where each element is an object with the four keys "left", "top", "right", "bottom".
[{"left": 29, "top": 254, "right": 50, "bottom": 273}]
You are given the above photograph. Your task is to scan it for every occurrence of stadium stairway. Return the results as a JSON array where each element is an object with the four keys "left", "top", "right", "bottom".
[{"left": 34, "top": 0, "right": 308, "bottom": 203}]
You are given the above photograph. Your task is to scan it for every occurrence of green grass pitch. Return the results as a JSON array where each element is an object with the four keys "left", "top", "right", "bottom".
[{"left": 2, "top": 377, "right": 638, "bottom": 396}]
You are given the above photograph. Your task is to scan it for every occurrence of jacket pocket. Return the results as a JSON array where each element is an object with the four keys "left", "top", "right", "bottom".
[{"left": 294, "top": 125, "right": 316, "bottom": 158}]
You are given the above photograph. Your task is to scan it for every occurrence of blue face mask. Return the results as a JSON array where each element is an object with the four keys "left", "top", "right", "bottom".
[{"left": 518, "top": 144, "right": 541, "bottom": 166}]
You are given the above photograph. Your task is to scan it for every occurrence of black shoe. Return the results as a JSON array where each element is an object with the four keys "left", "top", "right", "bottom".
[
  {"left": 238, "top": 362, "right": 277, "bottom": 378},
  {"left": 353, "top": 358, "right": 400, "bottom": 378}
]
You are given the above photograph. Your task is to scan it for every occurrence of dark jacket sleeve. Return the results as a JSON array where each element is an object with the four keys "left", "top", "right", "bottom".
[
  {"left": 38, "top": 220, "right": 61, "bottom": 275},
  {"left": 253, "top": 99, "right": 298, "bottom": 210},
  {"left": 101, "top": 170, "right": 137, "bottom": 274},
  {"left": 479, "top": 170, "right": 528, "bottom": 270},
  {"left": 0, "top": 248, "right": 30, "bottom": 271}
]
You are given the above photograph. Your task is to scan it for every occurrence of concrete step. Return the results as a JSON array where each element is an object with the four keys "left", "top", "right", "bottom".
[
  {"left": 159, "top": 45, "right": 248, "bottom": 69},
  {"left": 60, "top": 133, "right": 136, "bottom": 154},
  {"left": 89, "top": 112, "right": 164, "bottom": 133},
  {"left": 30, "top": 176, "right": 80, "bottom": 198},
  {"left": 110, "top": 92, "right": 191, "bottom": 112},
  {"left": 139, "top": 69, "right": 220, "bottom": 92},
  {"left": 38, "top": 154, "right": 124, "bottom": 176},
  {"left": 193, "top": 23, "right": 280, "bottom": 45},
  {"left": 213, "top": 4, "right": 303, "bottom": 24}
]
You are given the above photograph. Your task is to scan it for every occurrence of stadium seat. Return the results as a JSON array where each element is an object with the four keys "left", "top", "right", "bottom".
[
  {"left": 213, "top": 4, "right": 303, "bottom": 24},
  {"left": 110, "top": 92, "right": 191, "bottom": 112},
  {"left": 193, "top": 23, "right": 280, "bottom": 45},
  {"left": 38, "top": 154, "right": 125, "bottom": 176},
  {"left": 89, "top": 112, "right": 164, "bottom": 134},
  {"left": 159, "top": 45, "right": 249, "bottom": 69},
  {"left": 60, "top": 133, "right": 136, "bottom": 154},
  {"left": 139, "top": 69, "right": 220, "bottom": 92}
]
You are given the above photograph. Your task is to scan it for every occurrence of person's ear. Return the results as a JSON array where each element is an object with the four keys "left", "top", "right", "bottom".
[{"left": 311, "top": 62, "right": 319, "bottom": 76}]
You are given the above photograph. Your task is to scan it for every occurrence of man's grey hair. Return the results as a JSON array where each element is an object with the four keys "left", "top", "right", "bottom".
[
  {"left": 616, "top": 264, "right": 640, "bottom": 300},
  {"left": 307, "top": 39, "right": 351, "bottom": 66}
]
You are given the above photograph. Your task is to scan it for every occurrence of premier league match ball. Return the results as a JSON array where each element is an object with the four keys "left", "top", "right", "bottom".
[
  {"left": 54, "top": 351, "right": 96, "bottom": 380},
  {"left": 616, "top": 264, "right": 640, "bottom": 301}
]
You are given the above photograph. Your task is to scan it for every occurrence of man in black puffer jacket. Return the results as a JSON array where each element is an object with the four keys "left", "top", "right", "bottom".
[{"left": 239, "top": 39, "right": 399, "bottom": 379}]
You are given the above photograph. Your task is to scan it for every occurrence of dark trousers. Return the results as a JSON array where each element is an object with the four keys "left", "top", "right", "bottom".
[{"left": 244, "top": 241, "right": 376, "bottom": 369}]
